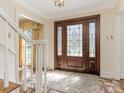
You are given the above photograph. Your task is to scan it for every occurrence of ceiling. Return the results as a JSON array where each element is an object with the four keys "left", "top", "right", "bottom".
[{"left": 14, "top": 0, "right": 118, "bottom": 19}]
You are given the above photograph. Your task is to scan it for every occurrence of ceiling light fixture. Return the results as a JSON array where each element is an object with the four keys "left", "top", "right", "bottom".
[{"left": 54, "top": 0, "right": 64, "bottom": 7}]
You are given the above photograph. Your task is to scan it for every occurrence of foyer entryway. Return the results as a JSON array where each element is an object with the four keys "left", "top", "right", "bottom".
[{"left": 54, "top": 15, "right": 100, "bottom": 75}]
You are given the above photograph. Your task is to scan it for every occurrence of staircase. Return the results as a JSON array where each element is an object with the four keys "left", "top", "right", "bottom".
[{"left": 0, "top": 8, "right": 47, "bottom": 93}]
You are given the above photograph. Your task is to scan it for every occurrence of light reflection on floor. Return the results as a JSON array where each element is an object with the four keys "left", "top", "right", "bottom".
[{"left": 47, "top": 72, "right": 68, "bottom": 80}]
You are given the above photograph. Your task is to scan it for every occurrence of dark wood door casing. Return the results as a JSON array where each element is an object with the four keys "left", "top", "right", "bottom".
[{"left": 54, "top": 15, "right": 100, "bottom": 75}]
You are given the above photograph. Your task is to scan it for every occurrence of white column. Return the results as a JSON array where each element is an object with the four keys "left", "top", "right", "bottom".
[
  {"left": 34, "top": 42, "right": 47, "bottom": 93},
  {"left": 40, "top": 45, "right": 43, "bottom": 93},
  {"left": 43, "top": 45, "right": 47, "bottom": 93},
  {"left": 35, "top": 44, "right": 39, "bottom": 93},
  {"left": 31, "top": 44, "right": 34, "bottom": 88}
]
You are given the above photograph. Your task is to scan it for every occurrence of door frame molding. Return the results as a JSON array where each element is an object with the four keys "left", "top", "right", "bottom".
[{"left": 54, "top": 15, "right": 100, "bottom": 75}]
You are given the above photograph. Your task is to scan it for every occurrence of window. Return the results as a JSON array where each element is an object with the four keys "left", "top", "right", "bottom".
[
  {"left": 67, "top": 24, "right": 83, "bottom": 57},
  {"left": 24, "top": 30, "right": 32, "bottom": 65},
  {"left": 89, "top": 23, "right": 96, "bottom": 57},
  {"left": 57, "top": 26, "right": 62, "bottom": 56}
]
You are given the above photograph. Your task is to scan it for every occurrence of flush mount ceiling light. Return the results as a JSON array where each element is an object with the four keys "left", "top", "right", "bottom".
[{"left": 54, "top": 0, "right": 64, "bottom": 7}]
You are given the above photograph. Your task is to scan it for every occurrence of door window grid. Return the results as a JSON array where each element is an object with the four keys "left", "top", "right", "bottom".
[
  {"left": 89, "top": 23, "right": 96, "bottom": 57},
  {"left": 67, "top": 24, "right": 83, "bottom": 57},
  {"left": 57, "top": 27, "right": 62, "bottom": 56}
]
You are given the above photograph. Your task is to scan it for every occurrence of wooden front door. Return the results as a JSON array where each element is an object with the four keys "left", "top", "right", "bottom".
[{"left": 54, "top": 15, "right": 100, "bottom": 75}]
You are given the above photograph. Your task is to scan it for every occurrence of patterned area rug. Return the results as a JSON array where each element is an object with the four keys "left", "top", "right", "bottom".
[
  {"left": 47, "top": 70, "right": 99, "bottom": 93},
  {"left": 100, "top": 79, "right": 124, "bottom": 93},
  {"left": 26, "top": 70, "right": 124, "bottom": 93},
  {"left": 46, "top": 70, "right": 124, "bottom": 93}
]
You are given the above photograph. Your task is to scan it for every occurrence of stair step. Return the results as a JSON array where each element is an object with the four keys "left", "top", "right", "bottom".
[{"left": 20, "top": 88, "right": 35, "bottom": 93}]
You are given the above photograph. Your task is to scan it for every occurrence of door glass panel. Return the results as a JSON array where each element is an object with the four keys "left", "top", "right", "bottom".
[
  {"left": 57, "top": 26, "right": 62, "bottom": 56},
  {"left": 89, "top": 22, "right": 96, "bottom": 57},
  {"left": 67, "top": 24, "right": 83, "bottom": 57}
]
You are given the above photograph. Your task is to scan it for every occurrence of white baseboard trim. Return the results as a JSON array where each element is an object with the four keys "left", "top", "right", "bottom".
[
  {"left": 100, "top": 70, "right": 120, "bottom": 80},
  {"left": 120, "top": 74, "right": 124, "bottom": 79}
]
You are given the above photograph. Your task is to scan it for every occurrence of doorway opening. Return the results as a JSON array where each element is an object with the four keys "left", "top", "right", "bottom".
[
  {"left": 54, "top": 15, "right": 100, "bottom": 75},
  {"left": 18, "top": 14, "right": 44, "bottom": 83}
]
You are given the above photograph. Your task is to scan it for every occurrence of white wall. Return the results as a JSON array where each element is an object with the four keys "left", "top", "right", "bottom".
[
  {"left": 0, "top": 16, "right": 17, "bottom": 82},
  {"left": 44, "top": 20, "right": 54, "bottom": 70},
  {"left": 0, "top": 17, "right": 8, "bottom": 80},
  {"left": 120, "top": 11, "right": 124, "bottom": 78},
  {"left": 46, "top": 8, "right": 121, "bottom": 80}
]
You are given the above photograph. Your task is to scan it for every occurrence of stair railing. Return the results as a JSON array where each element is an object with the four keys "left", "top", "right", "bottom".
[{"left": 0, "top": 8, "right": 47, "bottom": 93}]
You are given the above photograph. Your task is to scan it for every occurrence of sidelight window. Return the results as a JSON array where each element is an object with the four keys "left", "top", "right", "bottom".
[
  {"left": 57, "top": 26, "right": 62, "bottom": 56},
  {"left": 89, "top": 23, "right": 96, "bottom": 57}
]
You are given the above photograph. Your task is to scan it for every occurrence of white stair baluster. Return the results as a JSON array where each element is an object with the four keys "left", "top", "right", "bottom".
[
  {"left": 43, "top": 44, "right": 47, "bottom": 93},
  {"left": 31, "top": 44, "right": 34, "bottom": 88},
  {"left": 23, "top": 40, "right": 28, "bottom": 91},
  {"left": 35, "top": 44, "right": 38, "bottom": 93}
]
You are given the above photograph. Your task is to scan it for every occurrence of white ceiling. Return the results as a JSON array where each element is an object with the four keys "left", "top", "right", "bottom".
[{"left": 14, "top": 0, "right": 118, "bottom": 19}]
